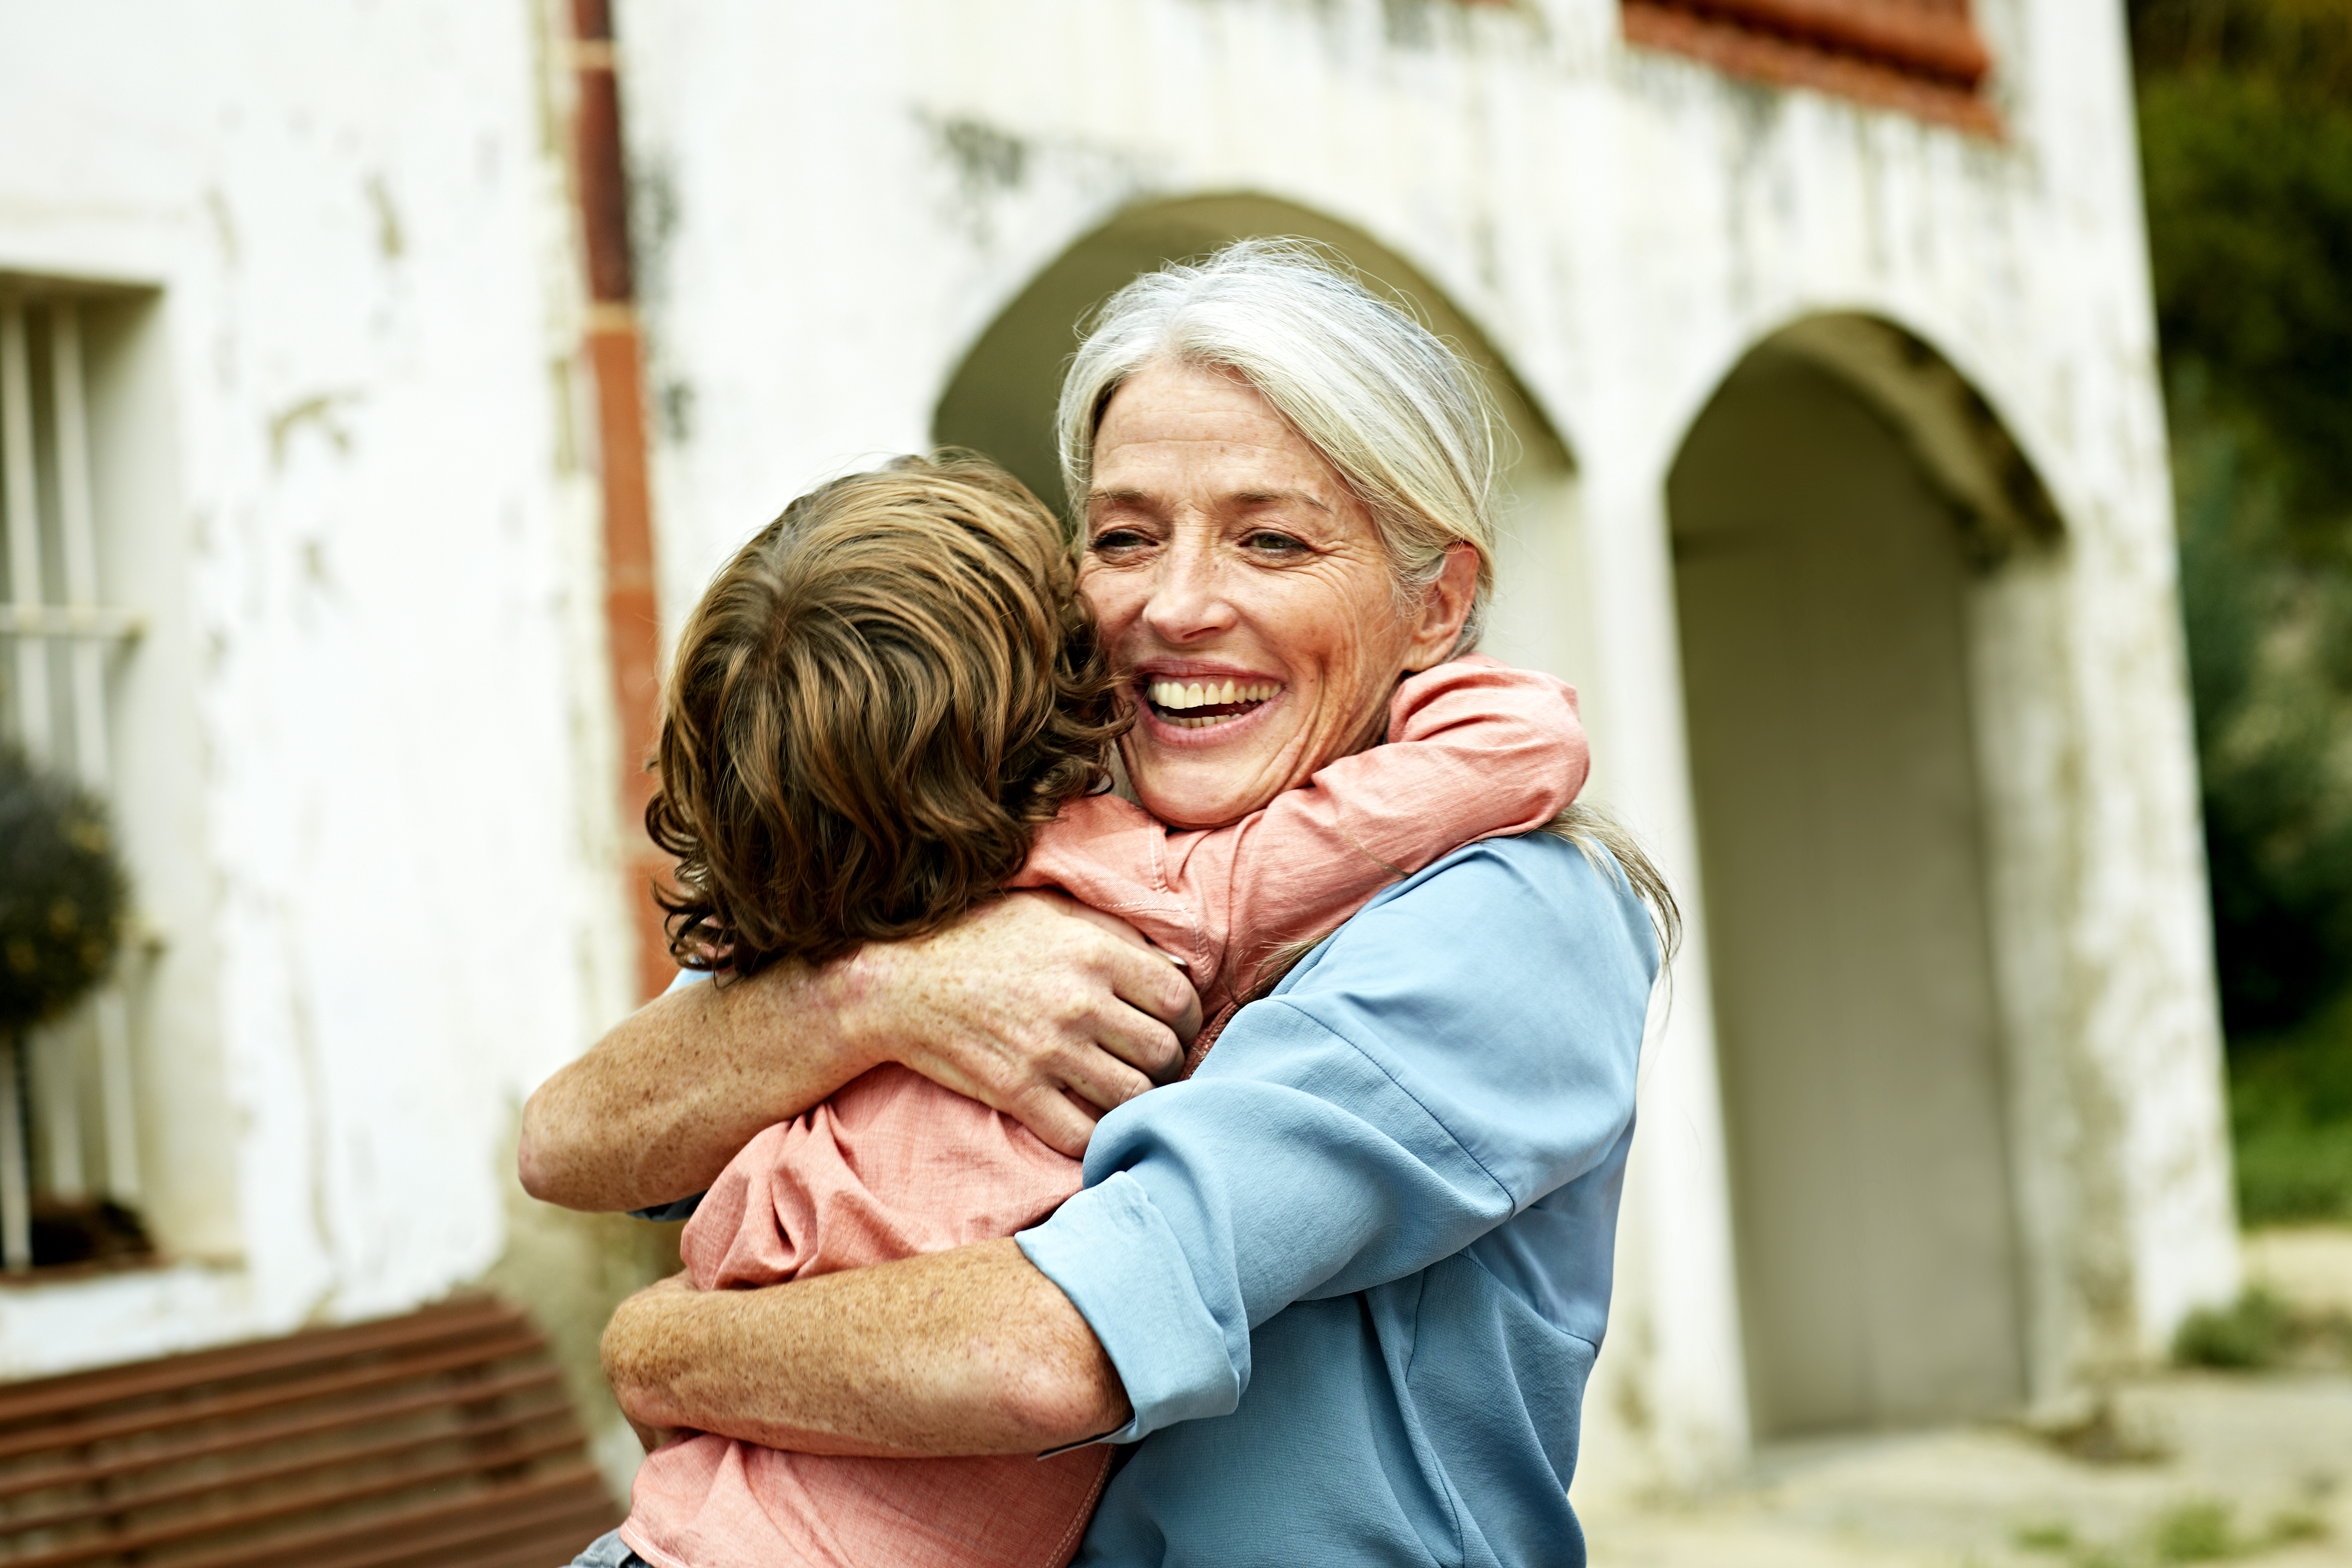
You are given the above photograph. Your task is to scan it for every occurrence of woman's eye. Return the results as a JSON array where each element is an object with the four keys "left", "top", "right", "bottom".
[
  {"left": 1089, "top": 528, "right": 1152, "bottom": 554},
  {"left": 1243, "top": 530, "right": 1308, "bottom": 555}
]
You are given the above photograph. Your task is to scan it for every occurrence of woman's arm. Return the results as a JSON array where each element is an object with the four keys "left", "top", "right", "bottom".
[
  {"left": 597, "top": 836, "right": 1654, "bottom": 1452},
  {"left": 519, "top": 891, "right": 1201, "bottom": 1212},
  {"left": 603, "top": 1241, "right": 1128, "bottom": 1456}
]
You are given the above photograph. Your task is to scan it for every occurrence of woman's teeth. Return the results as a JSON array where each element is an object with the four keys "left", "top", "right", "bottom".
[{"left": 1146, "top": 678, "right": 1279, "bottom": 730}]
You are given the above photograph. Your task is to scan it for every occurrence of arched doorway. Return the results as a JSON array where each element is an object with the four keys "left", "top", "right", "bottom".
[
  {"left": 1670, "top": 320, "right": 2058, "bottom": 1435},
  {"left": 932, "top": 195, "right": 1591, "bottom": 691}
]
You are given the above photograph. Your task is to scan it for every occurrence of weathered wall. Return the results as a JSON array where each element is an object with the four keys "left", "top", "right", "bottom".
[
  {"left": 0, "top": 0, "right": 2233, "bottom": 1510},
  {"left": 617, "top": 0, "right": 2234, "bottom": 1491},
  {"left": 0, "top": 0, "right": 645, "bottom": 1409}
]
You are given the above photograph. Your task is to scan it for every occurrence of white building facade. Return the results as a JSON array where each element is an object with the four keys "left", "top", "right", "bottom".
[{"left": 0, "top": 0, "right": 2234, "bottom": 1502}]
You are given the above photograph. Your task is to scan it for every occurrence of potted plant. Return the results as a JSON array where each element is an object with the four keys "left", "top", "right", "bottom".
[{"left": 0, "top": 746, "right": 141, "bottom": 1268}]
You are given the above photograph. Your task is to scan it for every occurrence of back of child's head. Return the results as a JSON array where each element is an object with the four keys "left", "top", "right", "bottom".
[{"left": 647, "top": 453, "right": 1125, "bottom": 974}]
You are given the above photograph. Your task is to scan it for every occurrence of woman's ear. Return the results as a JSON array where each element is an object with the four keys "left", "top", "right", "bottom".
[{"left": 1402, "top": 543, "right": 1480, "bottom": 670}]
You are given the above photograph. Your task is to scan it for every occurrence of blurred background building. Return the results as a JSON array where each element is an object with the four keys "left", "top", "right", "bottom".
[{"left": 6, "top": 0, "right": 2341, "bottom": 1550}]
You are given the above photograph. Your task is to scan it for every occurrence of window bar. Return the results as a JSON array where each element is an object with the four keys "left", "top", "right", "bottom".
[
  {"left": 0, "top": 302, "right": 44, "bottom": 1270},
  {"left": 53, "top": 302, "right": 107, "bottom": 787},
  {"left": 0, "top": 299, "right": 51, "bottom": 767},
  {"left": 49, "top": 300, "right": 139, "bottom": 1203},
  {"left": 0, "top": 1041, "right": 26, "bottom": 1272},
  {"left": 23, "top": 440, "right": 88, "bottom": 1200}
]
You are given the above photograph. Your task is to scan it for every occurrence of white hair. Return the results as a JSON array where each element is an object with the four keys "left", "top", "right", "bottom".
[{"left": 1056, "top": 238, "right": 1501, "bottom": 649}]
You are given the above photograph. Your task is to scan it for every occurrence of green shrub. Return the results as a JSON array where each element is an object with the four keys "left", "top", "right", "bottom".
[
  {"left": 2173, "top": 1287, "right": 2295, "bottom": 1368},
  {"left": 2265, "top": 1510, "right": 2328, "bottom": 1548},
  {"left": 2174, "top": 1282, "right": 2352, "bottom": 1371},
  {"left": 2229, "top": 992, "right": 2352, "bottom": 1223},
  {"left": 0, "top": 747, "right": 127, "bottom": 1035},
  {"left": 2152, "top": 1500, "right": 2238, "bottom": 1563},
  {"left": 2233, "top": 1117, "right": 2352, "bottom": 1223},
  {"left": 2013, "top": 1519, "right": 2076, "bottom": 1554}
]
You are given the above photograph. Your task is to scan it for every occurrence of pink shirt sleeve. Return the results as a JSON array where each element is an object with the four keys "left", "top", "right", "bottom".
[{"left": 1012, "top": 653, "right": 1588, "bottom": 1011}]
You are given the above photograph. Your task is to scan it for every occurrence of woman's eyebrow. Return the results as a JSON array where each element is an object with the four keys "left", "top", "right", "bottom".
[
  {"left": 1227, "top": 488, "right": 1331, "bottom": 513},
  {"left": 1086, "top": 486, "right": 1158, "bottom": 511},
  {"left": 1085, "top": 486, "right": 1332, "bottom": 514}
]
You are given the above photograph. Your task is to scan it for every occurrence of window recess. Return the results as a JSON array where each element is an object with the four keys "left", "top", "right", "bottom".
[{"left": 0, "top": 289, "right": 151, "bottom": 1276}]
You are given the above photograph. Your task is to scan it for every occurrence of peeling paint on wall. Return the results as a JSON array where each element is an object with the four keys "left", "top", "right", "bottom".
[{"left": 0, "top": 0, "right": 2231, "bottom": 1511}]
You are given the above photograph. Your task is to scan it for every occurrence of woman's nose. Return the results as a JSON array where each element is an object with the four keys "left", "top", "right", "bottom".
[{"left": 1140, "top": 535, "right": 1237, "bottom": 644}]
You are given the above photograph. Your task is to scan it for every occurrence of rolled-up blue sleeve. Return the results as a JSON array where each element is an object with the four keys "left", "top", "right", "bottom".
[{"left": 1016, "top": 834, "right": 1656, "bottom": 1443}]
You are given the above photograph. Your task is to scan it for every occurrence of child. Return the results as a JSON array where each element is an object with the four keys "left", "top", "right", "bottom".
[{"left": 614, "top": 455, "right": 1589, "bottom": 1568}]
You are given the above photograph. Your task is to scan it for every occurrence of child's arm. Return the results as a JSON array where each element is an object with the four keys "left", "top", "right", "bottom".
[
  {"left": 1017, "top": 654, "right": 1587, "bottom": 999},
  {"left": 1315, "top": 651, "right": 1586, "bottom": 866}
]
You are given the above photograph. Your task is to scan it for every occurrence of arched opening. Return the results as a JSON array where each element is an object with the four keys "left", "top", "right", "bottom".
[
  {"left": 932, "top": 195, "right": 1591, "bottom": 691},
  {"left": 1670, "top": 317, "right": 2059, "bottom": 1436}
]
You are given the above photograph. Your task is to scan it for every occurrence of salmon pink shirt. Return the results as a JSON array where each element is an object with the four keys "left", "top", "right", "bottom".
[{"left": 617, "top": 654, "right": 1588, "bottom": 1568}]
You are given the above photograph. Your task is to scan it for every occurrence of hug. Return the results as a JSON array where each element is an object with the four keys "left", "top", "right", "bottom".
[{"left": 522, "top": 238, "right": 1676, "bottom": 1568}]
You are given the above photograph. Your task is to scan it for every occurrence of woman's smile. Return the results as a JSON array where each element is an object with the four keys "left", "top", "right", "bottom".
[{"left": 1137, "top": 665, "right": 1286, "bottom": 733}]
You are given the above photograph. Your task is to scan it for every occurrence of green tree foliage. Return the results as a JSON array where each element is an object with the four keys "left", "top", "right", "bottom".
[
  {"left": 2137, "top": 0, "right": 2352, "bottom": 530},
  {"left": 2132, "top": 0, "right": 2352, "bottom": 1034},
  {"left": 2132, "top": 0, "right": 2352, "bottom": 1218}
]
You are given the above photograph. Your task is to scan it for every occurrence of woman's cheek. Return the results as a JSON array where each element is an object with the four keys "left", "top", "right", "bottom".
[{"left": 1078, "top": 575, "right": 1142, "bottom": 652}]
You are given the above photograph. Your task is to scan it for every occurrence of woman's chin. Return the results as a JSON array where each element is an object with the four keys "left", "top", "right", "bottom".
[{"left": 1125, "top": 733, "right": 1296, "bottom": 829}]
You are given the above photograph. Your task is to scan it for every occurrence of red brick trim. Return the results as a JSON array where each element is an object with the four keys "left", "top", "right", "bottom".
[
  {"left": 1623, "top": 0, "right": 2001, "bottom": 136},
  {"left": 568, "top": 0, "right": 673, "bottom": 1001}
]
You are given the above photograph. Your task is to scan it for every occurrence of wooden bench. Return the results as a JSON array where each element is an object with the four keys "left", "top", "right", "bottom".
[{"left": 0, "top": 1295, "right": 621, "bottom": 1568}]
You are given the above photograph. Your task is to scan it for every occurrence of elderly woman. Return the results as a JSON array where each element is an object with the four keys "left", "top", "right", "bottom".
[{"left": 521, "top": 240, "right": 1672, "bottom": 1566}]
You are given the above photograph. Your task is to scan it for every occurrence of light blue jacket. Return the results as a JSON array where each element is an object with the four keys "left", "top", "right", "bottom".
[{"left": 1017, "top": 833, "right": 1655, "bottom": 1568}]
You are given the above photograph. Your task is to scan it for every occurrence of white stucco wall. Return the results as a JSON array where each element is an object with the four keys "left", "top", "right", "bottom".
[
  {"left": 0, "top": 0, "right": 2233, "bottom": 1508},
  {"left": 616, "top": 0, "right": 2234, "bottom": 1491},
  {"left": 0, "top": 0, "right": 638, "bottom": 1373}
]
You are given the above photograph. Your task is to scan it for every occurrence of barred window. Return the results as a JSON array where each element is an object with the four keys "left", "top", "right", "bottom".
[
  {"left": 0, "top": 289, "right": 150, "bottom": 1274},
  {"left": 1622, "top": 0, "right": 1998, "bottom": 134}
]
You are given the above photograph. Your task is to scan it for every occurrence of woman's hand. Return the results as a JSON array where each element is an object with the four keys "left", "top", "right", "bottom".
[
  {"left": 519, "top": 892, "right": 1201, "bottom": 1211},
  {"left": 846, "top": 891, "right": 1203, "bottom": 1155},
  {"left": 607, "top": 1272, "right": 697, "bottom": 1453}
]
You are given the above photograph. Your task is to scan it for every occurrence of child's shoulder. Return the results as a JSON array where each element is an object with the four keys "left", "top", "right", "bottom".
[{"left": 1042, "top": 790, "right": 1157, "bottom": 841}]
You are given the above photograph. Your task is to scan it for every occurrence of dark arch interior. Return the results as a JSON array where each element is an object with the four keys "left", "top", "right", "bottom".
[{"left": 1671, "top": 335, "right": 2034, "bottom": 1435}]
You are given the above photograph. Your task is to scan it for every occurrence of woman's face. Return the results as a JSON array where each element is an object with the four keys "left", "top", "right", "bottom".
[{"left": 1080, "top": 359, "right": 1472, "bottom": 830}]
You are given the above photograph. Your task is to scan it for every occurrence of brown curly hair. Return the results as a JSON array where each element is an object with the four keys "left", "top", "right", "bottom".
[{"left": 646, "top": 454, "right": 1128, "bottom": 975}]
